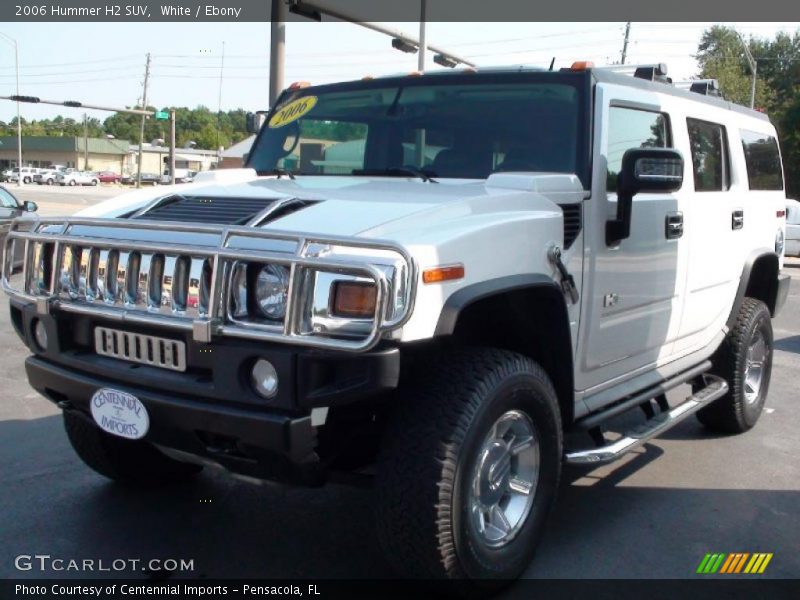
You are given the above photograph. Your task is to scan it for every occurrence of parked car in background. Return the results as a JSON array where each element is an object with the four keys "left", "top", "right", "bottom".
[
  {"left": 785, "top": 199, "right": 800, "bottom": 257},
  {"left": 96, "top": 171, "right": 122, "bottom": 184},
  {"left": 120, "top": 173, "right": 160, "bottom": 186},
  {"left": 7, "top": 167, "right": 40, "bottom": 184},
  {"left": 161, "top": 168, "right": 197, "bottom": 184},
  {"left": 0, "top": 185, "right": 37, "bottom": 270},
  {"left": 34, "top": 165, "right": 71, "bottom": 185},
  {"left": 56, "top": 170, "right": 99, "bottom": 186},
  {"left": 141, "top": 172, "right": 161, "bottom": 185}
]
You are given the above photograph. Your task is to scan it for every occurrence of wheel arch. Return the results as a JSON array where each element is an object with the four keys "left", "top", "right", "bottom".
[
  {"left": 727, "top": 249, "right": 780, "bottom": 329},
  {"left": 434, "top": 275, "right": 575, "bottom": 426}
]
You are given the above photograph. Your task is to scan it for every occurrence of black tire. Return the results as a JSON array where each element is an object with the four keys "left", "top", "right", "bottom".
[
  {"left": 697, "top": 297, "right": 773, "bottom": 433},
  {"left": 68, "top": 179, "right": 76, "bottom": 186},
  {"left": 63, "top": 411, "right": 202, "bottom": 486},
  {"left": 375, "top": 348, "right": 562, "bottom": 581},
  {"left": 91, "top": 179, "right": 98, "bottom": 186}
]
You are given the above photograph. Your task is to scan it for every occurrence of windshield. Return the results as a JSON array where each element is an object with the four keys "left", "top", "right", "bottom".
[{"left": 247, "top": 74, "right": 587, "bottom": 182}]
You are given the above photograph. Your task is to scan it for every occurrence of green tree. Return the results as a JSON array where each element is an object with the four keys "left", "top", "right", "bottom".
[{"left": 697, "top": 25, "right": 800, "bottom": 198}]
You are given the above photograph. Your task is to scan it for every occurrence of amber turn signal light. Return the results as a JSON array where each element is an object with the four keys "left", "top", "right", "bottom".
[
  {"left": 422, "top": 264, "right": 465, "bottom": 284},
  {"left": 331, "top": 281, "right": 377, "bottom": 318}
]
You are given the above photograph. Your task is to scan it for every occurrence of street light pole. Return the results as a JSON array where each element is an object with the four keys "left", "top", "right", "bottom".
[
  {"left": 738, "top": 32, "right": 757, "bottom": 109},
  {"left": 0, "top": 32, "right": 23, "bottom": 187}
]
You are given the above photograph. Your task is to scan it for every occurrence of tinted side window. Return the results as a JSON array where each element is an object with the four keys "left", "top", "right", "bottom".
[
  {"left": 687, "top": 118, "right": 730, "bottom": 192},
  {"left": 740, "top": 129, "right": 783, "bottom": 191},
  {"left": 607, "top": 107, "right": 670, "bottom": 191}
]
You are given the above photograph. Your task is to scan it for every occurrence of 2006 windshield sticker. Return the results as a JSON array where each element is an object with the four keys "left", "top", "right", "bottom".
[{"left": 268, "top": 96, "right": 318, "bottom": 128}]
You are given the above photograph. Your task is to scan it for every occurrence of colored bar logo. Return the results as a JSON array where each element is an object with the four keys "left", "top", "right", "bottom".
[{"left": 697, "top": 553, "right": 773, "bottom": 574}]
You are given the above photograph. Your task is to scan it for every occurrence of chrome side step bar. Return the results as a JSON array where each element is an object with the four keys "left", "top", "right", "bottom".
[{"left": 565, "top": 375, "right": 729, "bottom": 466}]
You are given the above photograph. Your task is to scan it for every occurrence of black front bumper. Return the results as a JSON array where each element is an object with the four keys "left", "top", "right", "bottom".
[
  {"left": 27, "top": 356, "right": 324, "bottom": 482},
  {"left": 12, "top": 299, "right": 401, "bottom": 483}
]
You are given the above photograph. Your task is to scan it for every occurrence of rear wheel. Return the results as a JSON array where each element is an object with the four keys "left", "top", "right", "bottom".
[
  {"left": 68, "top": 179, "right": 76, "bottom": 186},
  {"left": 64, "top": 411, "right": 202, "bottom": 486},
  {"left": 697, "top": 297, "right": 773, "bottom": 433},
  {"left": 375, "top": 348, "right": 562, "bottom": 581}
]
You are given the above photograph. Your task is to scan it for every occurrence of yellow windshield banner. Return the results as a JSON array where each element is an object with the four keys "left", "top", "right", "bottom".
[{"left": 268, "top": 96, "right": 318, "bottom": 128}]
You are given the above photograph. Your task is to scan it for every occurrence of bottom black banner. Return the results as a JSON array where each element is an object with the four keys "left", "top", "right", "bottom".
[{"left": 2, "top": 579, "right": 800, "bottom": 600}]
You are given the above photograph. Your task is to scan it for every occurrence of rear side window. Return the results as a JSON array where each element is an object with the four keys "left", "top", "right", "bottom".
[
  {"left": 607, "top": 106, "right": 671, "bottom": 191},
  {"left": 687, "top": 118, "right": 730, "bottom": 192},
  {"left": 740, "top": 129, "right": 783, "bottom": 191}
]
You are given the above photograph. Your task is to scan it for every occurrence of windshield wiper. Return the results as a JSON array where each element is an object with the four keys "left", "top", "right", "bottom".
[{"left": 356, "top": 167, "right": 438, "bottom": 183}]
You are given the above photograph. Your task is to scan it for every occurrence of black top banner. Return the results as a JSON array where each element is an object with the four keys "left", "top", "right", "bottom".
[{"left": 1, "top": 0, "right": 799, "bottom": 22}]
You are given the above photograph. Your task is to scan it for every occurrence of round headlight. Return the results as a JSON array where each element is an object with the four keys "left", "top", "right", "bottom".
[{"left": 255, "top": 264, "right": 290, "bottom": 320}]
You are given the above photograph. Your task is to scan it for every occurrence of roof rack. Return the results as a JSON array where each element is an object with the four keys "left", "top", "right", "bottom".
[
  {"left": 590, "top": 63, "right": 672, "bottom": 84},
  {"left": 674, "top": 79, "right": 723, "bottom": 98}
]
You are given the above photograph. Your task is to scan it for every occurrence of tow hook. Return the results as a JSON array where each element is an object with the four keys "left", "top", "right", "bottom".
[{"left": 548, "top": 245, "right": 579, "bottom": 304}]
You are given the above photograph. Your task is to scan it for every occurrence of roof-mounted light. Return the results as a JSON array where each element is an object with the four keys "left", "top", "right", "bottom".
[{"left": 570, "top": 61, "right": 595, "bottom": 71}]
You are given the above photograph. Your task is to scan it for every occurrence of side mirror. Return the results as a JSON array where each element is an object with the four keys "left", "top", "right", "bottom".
[
  {"left": 22, "top": 200, "right": 37, "bottom": 212},
  {"left": 606, "top": 148, "right": 683, "bottom": 245},
  {"left": 245, "top": 112, "right": 266, "bottom": 134}
]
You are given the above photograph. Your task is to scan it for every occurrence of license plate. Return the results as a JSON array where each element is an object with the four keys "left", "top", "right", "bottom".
[
  {"left": 90, "top": 388, "right": 149, "bottom": 440},
  {"left": 94, "top": 326, "right": 187, "bottom": 372}
]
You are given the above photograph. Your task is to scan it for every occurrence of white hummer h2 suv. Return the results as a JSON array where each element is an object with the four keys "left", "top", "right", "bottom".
[{"left": 3, "top": 63, "right": 790, "bottom": 582}]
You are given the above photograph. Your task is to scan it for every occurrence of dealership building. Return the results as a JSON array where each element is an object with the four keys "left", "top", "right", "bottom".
[
  {"left": 0, "top": 136, "right": 221, "bottom": 175},
  {"left": 0, "top": 136, "right": 130, "bottom": 172}
]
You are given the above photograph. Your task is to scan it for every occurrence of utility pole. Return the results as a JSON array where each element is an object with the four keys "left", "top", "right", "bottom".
[
  {"left": 418, "top": 0, "right": 426, "bottom": 72},
  {"left": 621, "top": 22, "right": 631, "bottom": 65},
  {"left": 415, "top": 0, "right": 426, "bottom": 167},
  {"left": 169, "top": 108, "right": 176, "bottom": 185},
  {"left": 216, "top": 41, "right": 225, "bottom": 151},
  {"left": 83, "top": 113, "right": 89, "bottom": 170},
  {"left": 0, "top": 32, "right": 23, "bottom": 186},
  {"left": 269, "top": 0, "right": 285, "bottom": 106},
  {"left": 740, "top": 35, "right": 757, "bottom": 109},
  {"left": 136, "top": 52, "right": 151, "bottom": 188}
]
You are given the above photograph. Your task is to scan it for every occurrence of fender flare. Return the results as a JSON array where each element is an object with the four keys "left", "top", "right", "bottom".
[
  {"left": 434, "top": 273, "right": 562, "bottom": 337},
  {"left": 726, "top": 248, "right": 779, "bottom": 329}
]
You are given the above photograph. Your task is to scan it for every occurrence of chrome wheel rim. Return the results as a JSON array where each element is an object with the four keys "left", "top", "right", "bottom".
[
  {"left": 744, "top": 331, "right": 767, "bottom": 404},
  {"left": 469, "top": 410, "right": 539, "bottom": 548}
]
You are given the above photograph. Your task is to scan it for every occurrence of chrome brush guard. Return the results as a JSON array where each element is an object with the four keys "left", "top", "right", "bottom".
[{"left": 2, "top": 217, "right": 416, "bottom": 352}]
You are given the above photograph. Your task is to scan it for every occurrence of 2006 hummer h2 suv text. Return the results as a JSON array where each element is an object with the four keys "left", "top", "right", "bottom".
[{"left": 3, "top": 63, "right": 790, "bottom": 582}]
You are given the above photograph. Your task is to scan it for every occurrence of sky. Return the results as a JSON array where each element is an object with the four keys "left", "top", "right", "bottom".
[{"left": 0, "top": 21, "right": 798, "bottom": 134}]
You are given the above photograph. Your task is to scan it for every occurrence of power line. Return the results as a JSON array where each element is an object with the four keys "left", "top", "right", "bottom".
[{"left": 0, "top": 54, "right": 142, "bottom": 70}]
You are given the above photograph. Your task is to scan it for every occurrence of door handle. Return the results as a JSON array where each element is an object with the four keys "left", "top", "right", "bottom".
[
  {"left": 732, "top": 209, "right": 744, "bottom": 230},
  {"left": 665, "top": 212, "right": 683, "bottom": 239}
]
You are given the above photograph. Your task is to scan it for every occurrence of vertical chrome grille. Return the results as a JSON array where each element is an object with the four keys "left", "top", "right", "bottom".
[{"left": 54, "top": 245, "right": 209, "bottom": 317}]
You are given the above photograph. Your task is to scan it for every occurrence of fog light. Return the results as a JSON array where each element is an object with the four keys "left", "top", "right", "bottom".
[
  {"left": 33, "top": 319, "right": 48, "bottom": 351},
  {"left": 251, "top": 359, "right": 278, "bottom": 398}
]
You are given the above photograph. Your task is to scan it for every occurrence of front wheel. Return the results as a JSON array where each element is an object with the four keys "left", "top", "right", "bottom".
[
  {"left": 698, "top": 297, "right": 773, "bottom": 433},
  {"left": 375, "top": 348, "right": 562, "bottom": 581},
  {"left": 64, "top": 411, "right": 202, "bottom": 486},
  {"left": 68, "top": 179, "right": 76, "bottom": 186},
  {"left": 91, "top": 179, "right": 98, "bottom": 186}
]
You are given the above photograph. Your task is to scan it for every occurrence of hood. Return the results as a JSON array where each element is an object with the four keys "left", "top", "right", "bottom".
[{"left": 76, "top": 169, "right": 585, "bottom": 238}]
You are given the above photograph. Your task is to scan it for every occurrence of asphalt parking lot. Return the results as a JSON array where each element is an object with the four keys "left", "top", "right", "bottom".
[{"left": 0, "top": 185, "right": 798, "bottom": 583}]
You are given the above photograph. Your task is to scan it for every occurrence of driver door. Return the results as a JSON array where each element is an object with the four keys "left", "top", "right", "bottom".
[{"left": 576, "top": 84, "right": 690, "bottom": 399}]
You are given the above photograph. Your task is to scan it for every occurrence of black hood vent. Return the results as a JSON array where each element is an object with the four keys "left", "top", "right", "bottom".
[{"left": 131, "top": 195, "right": 316, "bottom": 226}]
